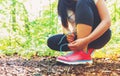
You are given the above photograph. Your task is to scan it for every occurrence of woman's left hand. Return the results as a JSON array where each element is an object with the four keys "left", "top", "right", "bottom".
[
  {"left": 66, "top": 32, "right": 75, "bottom": 43},
  {"left": 68, "top": 38, "right": 89, "bottom": 51}
]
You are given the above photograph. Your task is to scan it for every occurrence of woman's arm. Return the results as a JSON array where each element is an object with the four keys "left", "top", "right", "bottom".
[
  {"left": 68, "top": 0, "right": 111, "bottom": 51},
  {"left": 62, "top": 21, "right": 76, "bottom": 34},
  {"left": 62, "top": 26, "right": 70, "bottom": 34},
  {"left": 85, "top": 0, "right": 111, "bottom": 43},
  {"left": 62, "top": 24, "right": 76, "bottom": 43}
]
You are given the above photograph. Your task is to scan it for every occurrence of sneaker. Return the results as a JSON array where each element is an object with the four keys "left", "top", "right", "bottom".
[
  {"left": 56, "top": 49, "right": 94, "bottom": 65},
  {"left": 88, "top": 48, "right": 94, "bottom": 55},
  {"left": 62, "top": 48, "right": 94, "bottom": 57}
]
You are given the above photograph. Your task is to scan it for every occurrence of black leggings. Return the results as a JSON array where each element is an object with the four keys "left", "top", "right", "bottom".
[
  {"left": 47, "top": 0, "right": 111, "bottom": 51},
  {"left": 47, "top": 30, "right": 111, "bottom": 51}
]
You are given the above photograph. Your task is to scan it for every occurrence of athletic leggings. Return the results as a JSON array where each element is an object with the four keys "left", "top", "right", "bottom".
[
  {"left": 47, "top": 0, "right": 111, "bottom": 51},
  {"left": 47, "top": 30, "right": 111, "bottom": 51}
]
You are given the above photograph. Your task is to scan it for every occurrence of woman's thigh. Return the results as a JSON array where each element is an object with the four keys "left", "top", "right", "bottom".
[{"left": 88, "top": 30, "right": 111, "bottom": 49}]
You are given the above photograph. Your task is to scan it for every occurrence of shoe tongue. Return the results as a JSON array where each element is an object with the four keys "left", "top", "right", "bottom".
[
  {"left": 74, "top": 50, "right": 81, "bottom": 53},
  {"left": 88, "top": 48, "right": 94, "bottom": 54}
]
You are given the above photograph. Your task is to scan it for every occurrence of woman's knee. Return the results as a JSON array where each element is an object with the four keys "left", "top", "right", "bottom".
[
  {"left": 47, "top": 36, "right": 54, "bottom": 49},
  {"left": 47, "top": 34, "right": 63, "bottom": 50},
  {"left": 75, "top": 0, "right": 94, "bottom": 27}
]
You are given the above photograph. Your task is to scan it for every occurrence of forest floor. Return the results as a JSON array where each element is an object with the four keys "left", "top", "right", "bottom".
[{"left": 0, "top": 55, "right": 120, "bottom": 76}]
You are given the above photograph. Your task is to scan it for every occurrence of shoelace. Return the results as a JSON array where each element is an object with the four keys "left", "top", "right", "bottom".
[
  {"left": 58, "top": 32, "right": 72, "bottom": 55},
  {"left": 58, "top": 33, "right": 94, "bottom": 55}
]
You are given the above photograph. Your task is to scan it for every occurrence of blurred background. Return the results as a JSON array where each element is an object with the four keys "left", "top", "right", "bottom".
[{"left": 0, "top": 0, "right": 120, "bottom": 59}]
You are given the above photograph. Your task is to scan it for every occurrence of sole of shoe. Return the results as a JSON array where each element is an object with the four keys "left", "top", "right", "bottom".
[{"left": 56, "top": 58, "right": 93, "bottom": 65}]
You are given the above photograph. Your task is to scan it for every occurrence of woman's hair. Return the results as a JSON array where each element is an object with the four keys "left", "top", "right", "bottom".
[{"left": 58, "top": 0, "right": 77, "bottom": 28}]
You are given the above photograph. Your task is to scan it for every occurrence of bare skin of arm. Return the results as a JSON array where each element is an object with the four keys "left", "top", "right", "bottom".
[
  {"left": 68, "top": 0, "right": 111, "bottom": 51},
  {"left": 86, "top": 0, "right": 111, "bottom": 43},
  {"left": 62, "top": 19, "right": 76, "bottom": 43}
]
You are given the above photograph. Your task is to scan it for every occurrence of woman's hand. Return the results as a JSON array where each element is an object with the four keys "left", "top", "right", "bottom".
[
  {"left": 68, "top": 38, "right": 89, "bottom": 51},
  {"left": 66, "top": 32, "right": 75, "bottom": 43}
]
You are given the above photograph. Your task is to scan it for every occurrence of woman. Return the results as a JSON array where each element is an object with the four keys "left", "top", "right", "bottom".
[{"left": 47, "top": 0, "right": 111, "bottom": 64}]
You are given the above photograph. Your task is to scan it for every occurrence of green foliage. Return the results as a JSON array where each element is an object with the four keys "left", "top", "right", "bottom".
[
  {"left": 0, "top": 0, "right": 120, "bottom": 59},
  {"left": 0, "top": 0, "right": 60, "bottom": 59}
]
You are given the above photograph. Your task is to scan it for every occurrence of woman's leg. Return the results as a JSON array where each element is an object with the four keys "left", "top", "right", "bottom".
[
  {"left": 88, "top": 30, "right": 111, "bottom": 49},
  {"left": 47, "top": 34, "right": 70, "bottom": 51},
  {"left": 56, "top": 0, "right": 95, "bottom": 64},
  {"left": 75, "top": 0, "right": 94, "bottom": 52},
  {"left": 76, "top": 24, "right": 92, "bottom": 52}
]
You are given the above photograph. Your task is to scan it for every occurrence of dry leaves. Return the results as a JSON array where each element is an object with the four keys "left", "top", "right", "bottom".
[{"left": 0, "top": 55, "right": 120, "bottom": 76}]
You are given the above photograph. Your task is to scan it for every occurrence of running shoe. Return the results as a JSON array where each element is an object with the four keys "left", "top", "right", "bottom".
[{"left": 56, "top": 48, "right": 94, "bottom": 65}]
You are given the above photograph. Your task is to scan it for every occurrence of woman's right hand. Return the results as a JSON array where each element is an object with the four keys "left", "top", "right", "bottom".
[{"left": 66, "top": 32, "right": 75, "bottom": 43}]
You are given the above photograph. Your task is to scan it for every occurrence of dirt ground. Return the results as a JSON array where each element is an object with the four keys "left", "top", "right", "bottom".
[{"left": 0, "top": 55, "right": 120, "bottom": 76}]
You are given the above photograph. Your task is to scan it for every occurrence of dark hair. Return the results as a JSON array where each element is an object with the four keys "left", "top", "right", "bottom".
[{"left": 58, "top": 0, "right": 77, "bottom": 28}]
